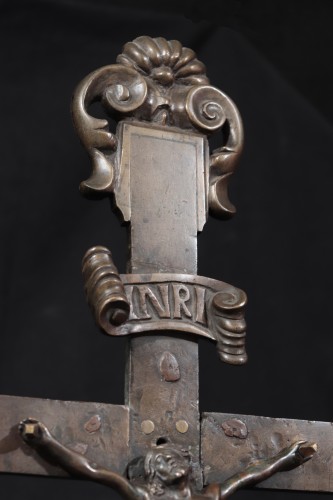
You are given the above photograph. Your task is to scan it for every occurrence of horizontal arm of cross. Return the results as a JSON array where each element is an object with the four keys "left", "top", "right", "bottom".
[
  {"left": 201, "top": 412, "right": 333, "bottom": 493},
  {"left": 1, "top": 396, "right": 332, "bottom": 495},
  {"left": 0, "top": 395, "right": 129, "bottom": 477}
]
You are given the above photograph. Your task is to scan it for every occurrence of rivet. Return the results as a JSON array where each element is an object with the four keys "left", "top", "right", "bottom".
[
  {"left": 160, "top": 351, "right": 180, "bottom": 382},
  {"left": 176, "top": 420, "right": 189, "bottom": 433},
  {"left": 141, "top": 420, "right": 155, "bottom": 434},
  {"left": 221, "top": 418, "right": 248, "bottom": 439},
  {"left": 84, "top": 414, "right": 101, "bottom": 433}
]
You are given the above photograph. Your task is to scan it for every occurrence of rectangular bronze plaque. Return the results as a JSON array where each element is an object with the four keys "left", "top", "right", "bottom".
[{"left": 115, "top": 122, "right": 208, "bottom": 274}]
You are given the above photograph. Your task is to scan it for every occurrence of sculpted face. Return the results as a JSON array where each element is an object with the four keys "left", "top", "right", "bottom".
[{"left": 145, "top": 447, "right": 190, "bottom": 486}]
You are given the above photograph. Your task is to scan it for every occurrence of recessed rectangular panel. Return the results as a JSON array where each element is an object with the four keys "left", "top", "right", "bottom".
[{"left": 116, "top": 122, "right": 207, "bottom": 275}]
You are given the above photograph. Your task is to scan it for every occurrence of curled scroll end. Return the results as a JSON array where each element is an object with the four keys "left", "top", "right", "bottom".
[
  {"left": 196, "top": 87, "right": 243, "bottom": 219},
  {"left": 79, "top": 150, "right": 114, "bottom": 197},
  {"left": 82, "top": 246, "right": 130, "bottom": 334},
  {"left": 213, "top": 289, "right": 247, "bottom": 312},
  {"left": 217, "top": 350, "right": 248, "bottom": 365},
  {"left": 101, "top": 73, "right": 147, "bottom": 114},
  {"left": 209, "top": 172, "right": 236, "bottom": 219},
  {"left": 209, "top": 289, "right": 248, "bottom": 365},
  {"left": 208, "top": 133, "right": 243, "bottom": 219},
  {"left": 186, "top": 85, "right": 227, "bottom": 132}
]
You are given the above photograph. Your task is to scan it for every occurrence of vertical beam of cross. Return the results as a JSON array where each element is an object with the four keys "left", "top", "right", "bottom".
[{"left": 120, "top": 122, "right": 207, "bottom": 484}]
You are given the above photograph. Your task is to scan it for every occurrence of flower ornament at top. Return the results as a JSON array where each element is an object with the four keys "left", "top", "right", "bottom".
[
  {"left": 72, "top": 36, "right": 243, "bottom": 218},
  {"left": 117, "top": 37, "right": 209, "bottom": 87},
  {"left": 115, "top": 36, "right": 210, "bottom": 127}
]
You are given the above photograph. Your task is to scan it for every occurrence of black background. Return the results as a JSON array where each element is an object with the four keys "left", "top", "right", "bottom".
[{"left": 1, "top": 0, "right": 333, "bottom": 498}]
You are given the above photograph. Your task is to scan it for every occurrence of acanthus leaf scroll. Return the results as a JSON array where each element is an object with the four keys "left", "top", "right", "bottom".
[{"left": 72, "top": 64, "right": 147, "bottom": 196}]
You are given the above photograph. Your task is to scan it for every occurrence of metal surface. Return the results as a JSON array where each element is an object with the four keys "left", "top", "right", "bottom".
[
  {"left": 82, "top": 259, "right": 248, "bottom": 363},
  {"left": 0, "top": 35, "right": 329, "bottom": 498},
  {"left": 18, "top": 419, "right": 316, "bottom": 499},
  {"left": 117, "top": 121, "right": 206, "bottom": 273},
  {"left": 71, "top": 33, "right": 245, "bottom": 484},
  {"left": 126, "top": 333, "right": 201, "bottom": 486},
  {"left": 120, "top": 122, "right": 204, "bottom": 484},
  {"left": 202, "top": 412, "right": 333, "bottom": 492},
  {"left": 0, "top": 395, "right": 129, "bottom": 476},
  {"left": 71, "top": 37, "right": 243, "bottom": 220},
  {"left": 82, "top": 246, "right": 130, "bottom": 328}
]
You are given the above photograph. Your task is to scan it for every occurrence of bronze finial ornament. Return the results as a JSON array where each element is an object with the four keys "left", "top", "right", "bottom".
[
  {"left": 0, "top": 36, "right": 332, "bottom": 498},
  {"left": 72, "top": 36, "right": 242, "bottom": 219}
]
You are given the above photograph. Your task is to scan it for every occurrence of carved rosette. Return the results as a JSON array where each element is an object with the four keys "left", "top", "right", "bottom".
[{"left": 72, "top": 36, "right": 243, "bottom": 218}]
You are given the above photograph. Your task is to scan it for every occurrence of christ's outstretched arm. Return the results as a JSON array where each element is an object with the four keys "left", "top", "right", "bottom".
[
  {"left": 19, "top": 419, "right": 142, "bottom": 500},
  {"left": 204, "top": 440, "right": 317, "bottom": 499}
]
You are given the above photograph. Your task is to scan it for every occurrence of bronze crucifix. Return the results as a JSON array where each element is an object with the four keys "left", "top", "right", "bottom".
[{"left": 0, "top": 36, "right": 331, "bottom": 498}]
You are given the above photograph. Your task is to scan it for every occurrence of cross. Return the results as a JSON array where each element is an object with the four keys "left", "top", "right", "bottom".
[{"left": 0, "top": 36, "right": 331, "bottom": 498}]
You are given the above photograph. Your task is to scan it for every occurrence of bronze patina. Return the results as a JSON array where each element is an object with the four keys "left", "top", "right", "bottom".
[
  {"left": 19, "top": 418, "right": 315, "bottom": 499},
  {"left": 0, "top": 36, "right": 332, "bottom": 498}
]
